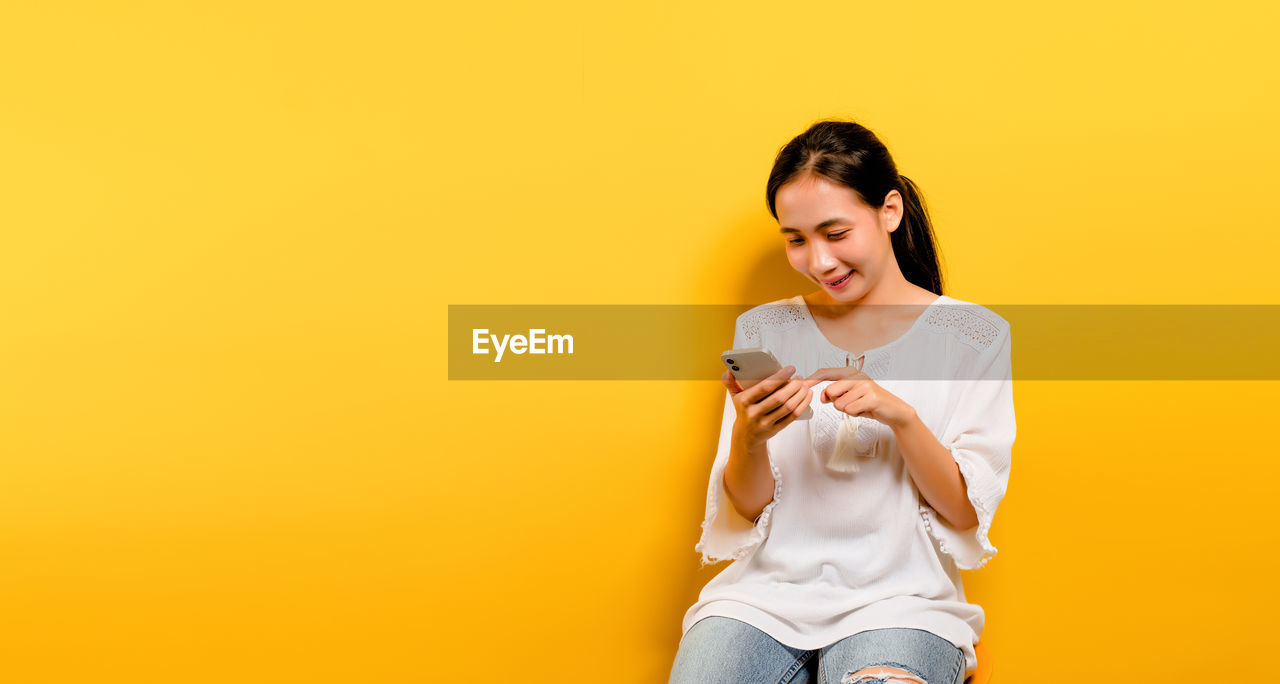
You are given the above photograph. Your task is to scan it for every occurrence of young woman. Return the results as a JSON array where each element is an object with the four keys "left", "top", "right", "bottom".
[{"left": 669, "top": 120, "right": 1016, "bottom": 684}]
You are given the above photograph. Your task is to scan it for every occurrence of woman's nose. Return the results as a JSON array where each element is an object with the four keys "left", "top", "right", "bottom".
[{"left": 809, "top": 242, "right": 836, "bottom": 272}]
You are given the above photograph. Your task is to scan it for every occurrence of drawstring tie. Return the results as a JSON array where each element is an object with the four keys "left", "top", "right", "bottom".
[{"left": 809, "top": 353, "right": 886, "bottom": 473}]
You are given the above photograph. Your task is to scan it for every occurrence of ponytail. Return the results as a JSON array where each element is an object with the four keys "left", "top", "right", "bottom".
[{"left": 892, "top": 174, "right": 943, "bottom": 295}]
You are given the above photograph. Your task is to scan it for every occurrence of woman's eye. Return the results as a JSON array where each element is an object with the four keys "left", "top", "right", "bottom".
[
  {"left": 787, "top": 238, "right": 804, "bottom": 245},
  {"left": 827, "top": 232, "right": 848, "bottom": 240}
]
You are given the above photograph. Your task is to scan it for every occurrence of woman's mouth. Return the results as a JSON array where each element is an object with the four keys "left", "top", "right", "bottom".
[{"left": 823, "top": 271, "right": 854, "bottom": 289}]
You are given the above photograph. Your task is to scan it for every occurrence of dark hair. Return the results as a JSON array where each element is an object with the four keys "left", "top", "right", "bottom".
[{"left": 765, "top": 119, "right": 944, "bottom": 295}]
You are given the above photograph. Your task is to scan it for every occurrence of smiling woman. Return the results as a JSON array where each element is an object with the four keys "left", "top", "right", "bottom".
[
  {"left": 669, "top": 119, "right": 1015, "bottom": 684},
  {"left": 771, "top": 132, "right": 943, "bottom": 314}
]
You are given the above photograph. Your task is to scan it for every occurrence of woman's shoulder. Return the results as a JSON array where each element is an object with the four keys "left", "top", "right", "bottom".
[
  {"left": 925, "top": 293, "right": 1010, "bottom": 354},
  {"left": 735, "top": 295, "right": 809, "bottom": 342}
]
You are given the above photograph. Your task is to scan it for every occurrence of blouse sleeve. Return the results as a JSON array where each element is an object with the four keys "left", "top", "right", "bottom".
[
  {"left": 919, "top": 317, "right": 1016, "bottom": 570},
  {"left": 693, "top": 314, "right": 784, "bottom": 567}
]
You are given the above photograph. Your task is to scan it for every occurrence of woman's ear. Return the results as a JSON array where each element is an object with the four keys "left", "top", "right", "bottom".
[{"left": 882, "top": 189, "right": 903, "bottom": 232}]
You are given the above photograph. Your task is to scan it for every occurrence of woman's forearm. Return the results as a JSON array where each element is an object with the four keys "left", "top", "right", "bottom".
[
  {"left": 723, "top": 428, "right": 776, "bottom": 523},
  {"left": 889, "top": 409, "right": 978, "bottom": 530}
]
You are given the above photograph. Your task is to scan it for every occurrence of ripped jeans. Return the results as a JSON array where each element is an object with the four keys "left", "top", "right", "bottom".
[{"left": 669, "top": 616, "right": 966, "bottom": 684}]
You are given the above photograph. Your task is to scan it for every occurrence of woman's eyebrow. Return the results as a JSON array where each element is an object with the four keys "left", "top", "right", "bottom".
[{"left": 779, "top": 217, "right": 850, "bottom": 234}]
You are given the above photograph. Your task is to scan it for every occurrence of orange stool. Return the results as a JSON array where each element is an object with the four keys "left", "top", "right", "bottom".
[{"left": 964, "top": 639, "right": 992, "bottom": 684}]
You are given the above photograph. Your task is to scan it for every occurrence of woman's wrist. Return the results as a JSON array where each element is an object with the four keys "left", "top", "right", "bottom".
[
  {"left": 731, "top": 427, "right": 767, "bottom": 459},
  {"left": 886, "top": 403, "right": 919, "bottom": 432}
]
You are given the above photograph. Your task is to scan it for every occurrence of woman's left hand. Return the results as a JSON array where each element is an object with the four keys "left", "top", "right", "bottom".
[{"left": 804, "top": 361, "right": 916, "bottom": 430}]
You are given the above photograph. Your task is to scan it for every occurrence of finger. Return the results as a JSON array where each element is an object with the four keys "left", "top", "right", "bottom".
[
  {"left": 793, "top": 387, "right": 815, "bottom": 417},
  {"left": 804, "top": 368, "right": 867, "bottom": 387},
  {"left": 772, "top": 388, "right": 813, "bottom": 427},
  {"left": 827, "top": 378, "right": 874, "bottom": 402},
  {"left": 758, "top": 378, "right": 806, "bottom": 420},
  {"left": 805, "top": 368, "right": 839, "bottom": 384},
  {"left": 821, "top": 379, "right": 854, "bottom": 403},
  {"left": 837, "top": 396, "right": 867, "bottom": 418},
  {"left": 741, "top": 366, "right": 796, "bottom": 405},
  {"left": 769, "top": 389, "right": 800, "bottom": 426},
  {"left": 835, "top": 388, "right": 869, "bottom": 416},
  {"left": 771, "top": 405, "right": 799, "bottom": 431},
  {"left": 721, "top": 369, "right": 744, "bottom": 394},
  {"left": 757, "top": 380, "right": 807, "bottom": 426}
]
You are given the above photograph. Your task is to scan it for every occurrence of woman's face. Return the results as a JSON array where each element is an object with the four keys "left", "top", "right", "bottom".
[{"left": 775, "top": 174, "right": 902, "bottom": 302}]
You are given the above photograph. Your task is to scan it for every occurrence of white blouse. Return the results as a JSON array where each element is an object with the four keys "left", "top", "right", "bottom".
[{"left": 681, "top": 294, "right": 1016, "bottom": 678}]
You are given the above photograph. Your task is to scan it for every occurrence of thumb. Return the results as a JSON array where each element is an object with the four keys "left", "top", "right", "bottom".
[{"left": 721, "top": 369, "right": 744, "bottom": 393}]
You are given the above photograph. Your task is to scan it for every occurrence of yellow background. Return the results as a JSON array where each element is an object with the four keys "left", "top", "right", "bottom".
[{"left": 2, "top": 2, "right": 1278, "bottom": 681}]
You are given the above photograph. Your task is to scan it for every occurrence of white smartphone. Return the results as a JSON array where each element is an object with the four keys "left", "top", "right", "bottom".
[{"left": 721, "top": 347, "right": 813, "bottom": 420}]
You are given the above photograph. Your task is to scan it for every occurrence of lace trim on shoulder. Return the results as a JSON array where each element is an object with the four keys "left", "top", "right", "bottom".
[
  {"left": 922, "top": 304, "right": 1004, "bottom": 353},
  {"left": 738, "top": 299, "right": 807, "bottom": 347}
]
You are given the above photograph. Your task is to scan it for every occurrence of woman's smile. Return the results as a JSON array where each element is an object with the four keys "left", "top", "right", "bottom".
[{"left": 822, "top": 270, "right": 855, "bottom": 289}]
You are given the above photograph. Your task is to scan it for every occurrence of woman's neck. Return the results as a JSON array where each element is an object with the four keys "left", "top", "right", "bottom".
[{"left": 806, "top": 278, "right": 934, "bottom": 317}]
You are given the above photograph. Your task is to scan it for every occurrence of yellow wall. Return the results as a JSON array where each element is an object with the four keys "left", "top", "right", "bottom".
[{"left": 2, "top": 2, "right": 1277, "bottom": 681}]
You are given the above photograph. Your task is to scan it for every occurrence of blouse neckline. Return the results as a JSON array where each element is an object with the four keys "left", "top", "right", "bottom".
[{"left": 793, "top": 294, "right": 948, "bottom": 362}]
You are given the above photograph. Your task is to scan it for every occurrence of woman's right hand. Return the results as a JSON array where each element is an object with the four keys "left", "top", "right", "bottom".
[{"left": 722, "top": 366, "right": 815, "bottom": 448}]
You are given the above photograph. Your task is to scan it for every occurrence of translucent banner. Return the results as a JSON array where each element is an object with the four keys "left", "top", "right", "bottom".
[{"left": 447, "top": 304, "right": 1280, "bottom": 380}]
